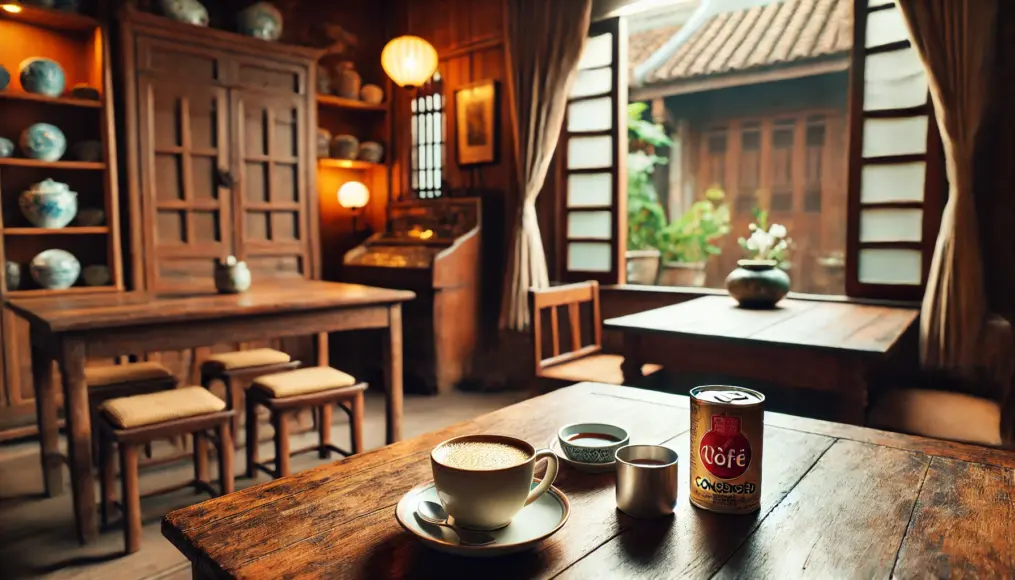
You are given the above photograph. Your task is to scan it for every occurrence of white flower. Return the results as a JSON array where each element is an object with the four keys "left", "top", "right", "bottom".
[
  {"left": 769, "top": 224, "right": 787, "bottom": 239},
  {"left": 747, "top": 230, "right": 772, "bottom": 257},
  {"left": 748, "top": 223, "right": 757, "bottom": 231}
]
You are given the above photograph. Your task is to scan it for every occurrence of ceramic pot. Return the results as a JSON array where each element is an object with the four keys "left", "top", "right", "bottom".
[
  {"left": 0, "top": 65, "right": 9, "bottom": 91},
  {"left": 658, "top": 261, "right": 706, "bottom": 287},
  {"left": 725, "top": 259, "right": 791, "bottom": 309},
  {"left": 329, "top": 134, "right": 358, "bottom": 160},
  {"left": 360, "top": 84, "right": 384, "bottom": 105},
  {"left": 18, "top": 58, "right": 66, "bottom": 97},
  {"left": 5, "top": 262, "right": 20, "bottom": 291},
  {"left": 82, "top": 265, "right": 111, "bottom": 287},
  {"left": 332, "top": 62, "right": 360, "bottom": 99},
  {"left": 69, "top": 83, "right": 100, "bottom": 100},
  {"left": 0, "top": 138, "right": 13, "bottom": 158},
  {"left": 20, "top": 179, "right": 78, "bottom": 229},
  {"left": 76, "top": 207, "right": 105, "bottom": 227},
  {"left": 20, "top": 123, "right": 66, "bottom": 161},
  {"left": 71, "top": 140, "right": 102, "bottom": 162},
  {"left": 237, "top": 2, "right": 283, "bottom": 41},
  {"left": 214, "top": 255, "right": 251, "bottom": 293},
  {"left": 30, "top": 249, "right": 81, "bottom": 290},
  {"left": 316, "top": 128, "right": 331, "bottom": 158},
  {"left": 316, "top": 65, "right": 331, "bottom": 94},
  {"left": 357, "top": 141, "right": 384, "bottom": 163},
  {"left": 625, "top": 249, "right": 661, "bottom": 285},
  {"left": 159, "top": 0, "right": 208, "bottom": 26}
]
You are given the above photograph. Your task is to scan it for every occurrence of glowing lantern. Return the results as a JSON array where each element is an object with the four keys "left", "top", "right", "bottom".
[
  {"left": 337, "top": 181, "right": 370, "bottom": 209},
  {"left": 381, "top": 35, "right": 438, "bottom": 89}
]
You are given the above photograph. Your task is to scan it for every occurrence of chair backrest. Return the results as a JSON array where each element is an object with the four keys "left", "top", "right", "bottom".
[{"left": 528, "top": 281, "right": 602, "bottom": 376}]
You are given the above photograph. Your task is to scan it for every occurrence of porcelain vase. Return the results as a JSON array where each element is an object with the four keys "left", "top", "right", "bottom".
[
  {"left": 20, "top": 179, "right": 78, "bottom": 229},
  {"left": 159, "top": 0, "right": 209, "bottom": 26},
  {"left": 237, "top": 2, "right": 283, "bottom": 41},
  {"left": 31, "top": 249, "right": 81, "bottom": 290},
  {"left": 18, "top": 58, "right": 65, "bottom": 97},
  {"left": 725, "top": 259, "right": 791, "bottom": 309},
  {"left": 20, "top": 123, "right": 66, "bottom": 161},
  {"left": 214, "top": 255, "right": 251, "bottom": 293}
]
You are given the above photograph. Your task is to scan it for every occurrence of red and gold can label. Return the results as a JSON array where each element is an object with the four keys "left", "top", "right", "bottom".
[{"left": 689, "top": 385, "right": 764, "bottom": 514}]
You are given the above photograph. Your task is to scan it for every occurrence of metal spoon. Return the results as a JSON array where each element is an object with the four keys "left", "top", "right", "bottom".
[{"left": 415, "top": 501, "right": 497, "bottom": 546}]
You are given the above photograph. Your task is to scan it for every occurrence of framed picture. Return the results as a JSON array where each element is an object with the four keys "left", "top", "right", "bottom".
[{"left": 455, "top": 80, "right": 499, "bottom": 166}]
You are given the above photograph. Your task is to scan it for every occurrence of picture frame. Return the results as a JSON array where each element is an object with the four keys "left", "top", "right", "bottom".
[{"left": 455, "top": 80, "right": 499, "bottom": 166}]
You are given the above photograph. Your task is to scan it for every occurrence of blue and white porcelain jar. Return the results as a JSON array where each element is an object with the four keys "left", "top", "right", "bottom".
[
  {"left": 214, "top": 255, "right": 251, "bottom": 293},
  {"left": 30, "top": 249, "right": 81, "bottom": 290},
  {"left": 18, "top": 58, "right": 66, "bottom": 97},
  {"left": 159, "top": 0, "right": 209, "bottom": 26},
  {"left": 20, "top": 179, "right": 78, "bottom": 229},
  {"left": 237, "top": 2, "right": 283, "bottom": 41},
  {"left": 0, "top": 138, "right": 13, "bottom": 158},
  {"left": 20, "top": 123, "right": 66, "bottom": 161}
]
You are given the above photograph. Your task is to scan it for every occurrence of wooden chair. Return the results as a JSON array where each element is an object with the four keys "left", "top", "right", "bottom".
[
  {"left": 529, "top": 281, "right": 661, "bottom": 386},
  {"left": 199, "top": 347, "right": 301, "bottom": 440},
  {"left": 245, "top": 366, "right": 366, "bottom": 479},
  {"left": 98, "top": 386, "right": 234, "bottom": 554},
  {"left": 85, "top": 362, "right": 177, "bottom": 457}
]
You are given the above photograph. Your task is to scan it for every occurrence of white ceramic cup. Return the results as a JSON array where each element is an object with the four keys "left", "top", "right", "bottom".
[{"left": 431, "top": 434, "right": 560, "bottom": 530}]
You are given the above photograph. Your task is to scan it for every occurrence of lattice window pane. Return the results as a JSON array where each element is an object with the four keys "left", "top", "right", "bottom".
[
  {"left": 568, "top": 135, "right": 612, "bottom": 169},
  {"left": 866, "top": 6, "right": 910, "bottom": 48},
  {"left": 860, "top": 208, "right": 923, "bottom": 242},
  {"left": 567, "top": 211, "right": 612, "bottom": 240},
  {"left": 578, "top": 33, "right": 613, "bottom": 70},
  {"left": 858, "top": 248, "right": 922, "bottom": 285},
  {"left": 862, "top": 116, "right": 928, "bottom": 158},
  {"left": 568, "top": 97, "right": 613, "bottom": 132},
  {"left": 567, "top": 173, "right": 612, "bottom": 207},
  {"left": 570, "top": 67, "right": 612, "bottom": 99},
  {"left": 860, "top": 162, "right": 926, "bottom": 203},
  {"left": 567, "top": 242, "right": 612, "bottom": 272}
]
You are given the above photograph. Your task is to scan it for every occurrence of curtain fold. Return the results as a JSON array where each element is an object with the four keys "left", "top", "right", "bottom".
[
  {"left": 499, "top": 0, "right": 592, "bottom": 331},
  {"left": 896, "top": 0, "right": 998, "bottom": 370}
]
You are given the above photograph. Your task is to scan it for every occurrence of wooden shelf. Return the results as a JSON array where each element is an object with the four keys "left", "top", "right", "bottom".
[
  {"left": 0, "top": 158, "right": 105, "bottom": 170},
  {"left": 6, "top": 285, "right": 118, "bottom": 298},
  {"left": 0, "top": 4, "right": 101, "bottom": 32},
  {"left": 318, "top": 159, "right": 385, "bottom": 170},
  {"left": 316, "top": 94, "right": 387, "bottom": 112},
  {"left": 0, "top": 91, "right": 102, "bottom": 108},
  {"left": 4, "top": 227, "right": 109, "bottom": 235}
]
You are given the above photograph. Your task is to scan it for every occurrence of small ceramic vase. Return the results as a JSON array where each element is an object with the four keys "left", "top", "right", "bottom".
[
  {"left": 0, "top": 65, "right": 9, "bottom": 91},
  {"left": 725, "top": 259, "right": 791, "bottom": 309},
  {"left": 71, "top": 141, "right": 102, "bottom": 162},
  {"left": 82, "top": 265, "right": 111, "bottom": 287},
  {"left": 317, "top": 65, "right": 331, "bottom": 94},
  {"left": 20, "top": 179, "right": 78, "bottom": 229},
  {"left": 332, "top": 62, "right": 361, "bottom": 99},
  {"left": 159, "top": 0, "right": 209, "bottom": 26},
  {"left": 69, "top": 83, "right": 100, "bottom": 100},
  {"left": 75, "top": 207, "right": 105, "bottom": 227},
  {"left": 5, "top": 262, "right": 20, "bottom": 292},
  {"left": 360, "top": 84, "right": 384, "bottom": 105},
  {"left": 358, "top": 141, "right": 384, "bottom": 164},
  {"left": 0, "top": 138, "right": 13, "bottom": 158},
  {"left": 20, "top": 123, "right": 66, "bottom": 162},
  {"left": 329, "top": 134, "right": 358, "bottom": 160},
  {"left": 18, "top": 58, "right": 66, "bottom": 97},
  {"left": 316, "top": 128, "right": 332, "bottom": 158},
  {"left": 237, "top": 2, "right": 283, "bottom": 41},
  {"left": 214, "top": 255, "right": 251, "bottom": 293},
  {"left": 30, "top": 249, "right": 81, "bottom": 290}
]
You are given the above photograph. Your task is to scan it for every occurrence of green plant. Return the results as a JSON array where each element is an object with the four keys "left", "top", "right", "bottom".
[
  {"left": 737, "top": 207, "right": 792, "bottom": 265},
  {"left": 658, "top": 188, "right": 731, "bottom": 264},
  {"left": 627, "top": 103, "right": 670, "bottom": 251}
]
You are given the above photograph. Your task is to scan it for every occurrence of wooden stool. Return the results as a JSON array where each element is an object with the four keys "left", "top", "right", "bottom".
[
  {"left": 86, "top": 362, "right": 177, "bottom": 457},
  {"left": 199, "top": 348, "right": 300, "bottom": 439},
  {"left": 98, "top": 386, "right": 234, "bottom": 554},
  {"left": 245, "top": 367, "right": 366, "bottom": 479}
]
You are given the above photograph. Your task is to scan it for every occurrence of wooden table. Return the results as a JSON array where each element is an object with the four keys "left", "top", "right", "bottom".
[
  {"left": 163, "top": 382, "right": 1015, "bottom": 579},
  {"left": 604, "top": 296, "right": 919, "bottom": 424},
  {"left": 6, "top": 280, "right": 414, "bottom": 544}
]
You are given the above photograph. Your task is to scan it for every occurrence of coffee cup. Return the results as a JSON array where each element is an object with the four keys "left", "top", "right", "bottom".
[{"left": 431, "top": 434, "right": 560, "bottom": 530}]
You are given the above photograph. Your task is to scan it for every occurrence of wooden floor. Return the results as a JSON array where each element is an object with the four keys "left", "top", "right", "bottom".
[{"left": 0, "top": 390, "right": 525, "bottom": 580}]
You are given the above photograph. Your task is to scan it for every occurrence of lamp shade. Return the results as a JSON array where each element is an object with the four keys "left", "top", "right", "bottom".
[
  {"left": 337, "top": 181, "right": 370, "bottom": 209},
  {"left": 381, "top": 35, "right": 438, "bottom": 89}
]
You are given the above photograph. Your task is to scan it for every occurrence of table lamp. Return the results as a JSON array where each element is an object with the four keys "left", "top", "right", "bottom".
[{"left": 338, "top": 181, "right": 370, "bottom": 232}]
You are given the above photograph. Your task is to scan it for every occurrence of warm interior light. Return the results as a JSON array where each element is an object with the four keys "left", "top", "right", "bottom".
[
  {"left": 381, "top": 35, "right": 438, "bottom": 89},
  {"left": 1, "top": 3, "right": 23, "bottom": 13},
  {"left": 337, "top": 181, "right": 370, "bottom": 209}
]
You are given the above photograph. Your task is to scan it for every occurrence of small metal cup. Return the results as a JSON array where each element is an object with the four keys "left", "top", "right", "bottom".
[{"left": 615, "top": 444, "right": 678, "bottom": 518}]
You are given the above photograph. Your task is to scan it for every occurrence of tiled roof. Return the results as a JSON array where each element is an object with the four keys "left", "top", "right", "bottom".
[
  {"left": 629, "top": 24, "right": 684, "bottom": 76},
  {"left": 641, "top": 0, "right": 852, "bottom": 85}
]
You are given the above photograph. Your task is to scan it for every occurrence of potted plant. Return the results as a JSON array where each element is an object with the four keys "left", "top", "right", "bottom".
[
  {"left": 626, "top": 103, "right": 670, "bottom": 285},
  {"left": 726, "top": 208, "right": 792, "bottom": 308},
  {"left": 656, "top": 188, "right": 730, "bottom": 287}
]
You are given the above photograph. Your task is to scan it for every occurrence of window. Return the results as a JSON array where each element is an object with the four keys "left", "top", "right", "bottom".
[
  {"left": 411, "top": 71, "right": 445, "bottom": 199},
  {"left": 561, "top": 0, "right": 943, "bottom": 300}
]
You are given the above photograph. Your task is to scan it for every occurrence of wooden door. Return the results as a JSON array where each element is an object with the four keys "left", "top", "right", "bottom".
[{"left": 138, "top": 76, "right": 232, "bottom": 292}]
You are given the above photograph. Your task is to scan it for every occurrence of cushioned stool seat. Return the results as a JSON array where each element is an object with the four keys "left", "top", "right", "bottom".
[
  {"left": 86, "top": 362, "right": 173, "bottom": 387},
  {"left": 203, "top": 348, "right": 292, "bottom": 371},
  {"left": 868, "top": 388, "right": 1003, "bottom": 447},
  {"left": 101, "top": 386, "right": 227, "bottom": 429},
  {"left": 252, "top": 366, "right": 357, "bottom": 398}
]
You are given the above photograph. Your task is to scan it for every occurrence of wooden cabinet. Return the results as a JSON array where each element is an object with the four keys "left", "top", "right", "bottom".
[{"left": 122, "top": 8, "right": 320, "bottom": 293}]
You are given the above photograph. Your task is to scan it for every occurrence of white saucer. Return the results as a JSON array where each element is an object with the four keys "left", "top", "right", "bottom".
[
  {"left": 550, "top": 437, "right": 617, "bottom": 473},
  {"left": 395, "top": 481, "right": 570, "bottom": 557}
]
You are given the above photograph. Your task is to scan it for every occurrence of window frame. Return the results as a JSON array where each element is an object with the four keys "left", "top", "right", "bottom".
[{"left": 410, "top": 71, "right": 446, "bottom": 199}]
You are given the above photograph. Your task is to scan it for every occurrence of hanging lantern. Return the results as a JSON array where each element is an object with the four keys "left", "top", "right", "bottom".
[
  {"left": 381, "top": 35, "right": 438, "bottom": 89},
  {"left": 337, "top": 181, "right": 370, "bottom": 209}
]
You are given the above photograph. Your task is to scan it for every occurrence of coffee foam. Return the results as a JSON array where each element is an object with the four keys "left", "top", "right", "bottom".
[{"left": 434, "top": 440, "right": 530, "bottom": 470}]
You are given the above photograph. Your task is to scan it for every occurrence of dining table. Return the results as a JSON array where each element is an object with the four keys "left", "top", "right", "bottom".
[
  {"left": 6, "top": 279, "right": 414, "bottom": 544},
  {"left": 163, "top": 381, "right": 1015, "bottom": 579},
  {"left": 604, "top": 296, "right": 919, "bottom": 424}
]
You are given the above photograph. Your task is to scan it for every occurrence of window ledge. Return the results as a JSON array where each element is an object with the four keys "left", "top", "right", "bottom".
[{"left": 600, "top": 284, "right": 921, "bottom": 310}]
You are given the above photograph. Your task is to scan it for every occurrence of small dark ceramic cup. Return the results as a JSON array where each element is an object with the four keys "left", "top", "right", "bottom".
[{"left": 557, "top": 423, "right": 629, "bottom": 464}]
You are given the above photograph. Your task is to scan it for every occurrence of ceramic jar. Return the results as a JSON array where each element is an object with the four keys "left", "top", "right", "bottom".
[
  {"left": 725, "top": 259, "right": 791, "bottom": 309},
  {"left": 360, "top": 84, "right": 384, "bottom": 105},
  {"left": 69, "top": 83, "right": 100, "bottom": 100},
  {"left": 82, "top": 265, "right": 110, "bottom": 286},
  {"left": 159, "top": 0, "right": 208, "bottom": 26},
  {"left": 20, "top": 123, "right": 66, "bottom": 161},
  {"left": 316, "top": 128, "right": 332, "bottom": 158},
  {"left": 18, "top": 58, "right": 66, "bottom": 97},
  {"left": 329, "top": 134, "right": 358, "bottom": 160},
  {"left": 214, "top": 255, "right": 251, "bottom": 293},
  {"left": 0, "top": 138, "right": 13, "bottom": 158},
  {"left": 317, "top": 65, "right": 332, "bottom": 94},
  {"left": 5, "top": 262, "right": 20, "bottom": 291},
  {"left": 237, "top": 2, "right": 283, "bottom": 41},
  {"left": 20, "top": 179, "right": 78, "bottom": 229},
  {"left": 332, "top": 62, "right": 361, "bottom": 99},
  {"left": 76, "top": 207, "right": 105, "bottom": 227},
  {"left": 71, "top": 141, "right": 102, "bottom": 162},
  {"left": 0, "top": 65, "right": 9, "bottom": 91},
  {"left": 30, "top": 249, "right": 81, "bottom": 290},
  {"left": 358, "top": 141, "right": 384, "bottom": 164}
]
